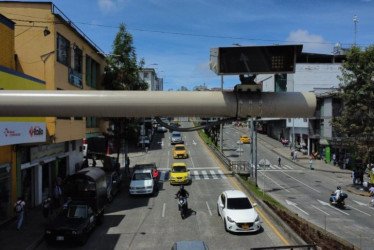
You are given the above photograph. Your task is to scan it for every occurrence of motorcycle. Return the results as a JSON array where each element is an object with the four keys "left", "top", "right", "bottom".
[
  {"left": 329, "top": 192, "right": 348, "bottom": 207},
  {"left": 176, "top": 195, "right": 188, "bottom": 219}
]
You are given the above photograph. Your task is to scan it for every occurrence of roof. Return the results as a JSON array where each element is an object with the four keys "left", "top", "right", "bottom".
[
  {"left": 172, "top": 162, "right": 187, "bottom": 167},
  {"left": 224, "top": 190, "right": 247, "bottom": 198},
  {"left": 70, "top": 167, "right": 106, "bottom": 182}
]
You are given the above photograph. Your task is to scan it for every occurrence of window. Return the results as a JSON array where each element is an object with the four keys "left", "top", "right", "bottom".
[
  {"left": 86, "top": 55, "right": 98, "bottom": 89},
  {"left": 57, "top": 33, "right": 70, "bottom": 66},
  {"left": 86, "top": 117, "right": 97, "bottom": 128},
  {"left": 144, "top": 72, "right": 148, "bottom": 78},
  {"left": 74, "top": 46, "right": 82, "bottom": 73}
]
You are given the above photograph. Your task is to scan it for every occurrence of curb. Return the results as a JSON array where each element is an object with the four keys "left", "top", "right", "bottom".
[{"left": 346, "top": 187, "right": 370, "bottom": 197}]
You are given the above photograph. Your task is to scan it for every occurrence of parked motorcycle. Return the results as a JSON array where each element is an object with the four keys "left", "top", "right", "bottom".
[
  {"left": 329, "top": 192, "right": 348, "bottom": 207},
  {"left": 176, "top": 195, "right": 188, "bottom": 219}
]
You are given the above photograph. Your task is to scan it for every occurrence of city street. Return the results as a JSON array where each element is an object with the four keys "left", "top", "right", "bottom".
[
  {"left": 223, "top": 125, "right": 374, "bottom": 250},
  {"left": 35, "top": 121, "right": 293, "bottom": 249}
]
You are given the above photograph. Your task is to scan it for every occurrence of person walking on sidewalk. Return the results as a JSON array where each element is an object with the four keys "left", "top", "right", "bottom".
[
  {"left": 278, "top": 156, "right": 281, "bottom": 167},
  {"left": 14, "top": 197, "right": 26, "bottom": 231},
  {"left": 309, "top": 158, "right": 313, "bottom": 170}
]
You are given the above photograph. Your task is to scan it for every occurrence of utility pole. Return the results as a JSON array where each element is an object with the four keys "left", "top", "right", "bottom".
[
  {"left": 220, "top": 75, "right": 224, "bottom": 152},
  {"left": 353, "top": 14, "right": 359, "bottom": 46}
]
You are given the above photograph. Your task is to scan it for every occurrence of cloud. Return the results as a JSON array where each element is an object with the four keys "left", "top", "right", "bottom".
[
  {"left": 98, "top": 0, "right": 126, "bottom": 13},
  {"left": 286, "top": 30, "right": 333, "bottom": 54}
]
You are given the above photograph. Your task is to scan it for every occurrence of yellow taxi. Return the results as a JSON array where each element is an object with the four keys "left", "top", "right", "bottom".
[
  {"left": 170, "top": 163, "right": 190, "bottom": 185},
  {"left": 240, "top": 135, "right": 250, "bottom": 144},
  {"left": 173, "top": 144, "right": 188, "bottom": 159}
]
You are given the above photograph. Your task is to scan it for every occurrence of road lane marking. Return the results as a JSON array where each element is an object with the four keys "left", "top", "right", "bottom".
[
  {"left": 283, "top": 165, "right": 293, "bottom": 170},
  {"left": 194, "top": 130, "right": 290, "bottom": 246},
  {"left": 317, "top": 200, "right": 349, "bottom": 215},
  {"left": 312, "top": 205, "right": 330, "bottom": 215},
  {"left": 206, "top": 201, "right": 213, "bottom": 216},
  {"left": 346, "top": 205, "right": 371, "bottom": 216},
  {"left": 210, "top": 170, "right": 218, "bottom": 179},
  {"left": 162, "top": 203, "right": 166, "bottom": 217},
  {"left": 189, "top": 151, "right": 196, "bottom": 168},
  {"left": 260, "top": 172, "right": 290, "bottom": 193},
  {"left": 268, "top": 165, "right": 276, "bottom": 170},
  {"left": 286, "top": 200, "right": 309, "bottom": 215},
  {"left": 193, "top": 171, "right": 200, "bottom": 180},
  {"left": 281, "top": 171, "right": 320, "bottom": 193},
  {"left": 201, "top": 170, "right": 209, "bottom": 179},
  {"left": 272, "top": 164, "right": 282, "bottom": 170},
  {"left": 218, "top": 170, "right": 227, "bottom": 179}
]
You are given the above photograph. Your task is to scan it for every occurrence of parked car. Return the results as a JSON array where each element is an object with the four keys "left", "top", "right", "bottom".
[
  {"left": 173, "top": 144, "right": 188, "bottom": 159},
  {"left": 45, "top": 201, "right": 97, "bottom": 245},
  {"left": 106, "top": 171, "right": 121, "bottom": 203},
  {"left": 137, "top": 136, "right": 150, "bottom": 148},
  {"left": 217, "top": 190, "right": 260, "bottom": 233},
  {"left": 239, "top": 135, "right": 250, "bottom": 144},
  {"left": 129, "top": 163, "right": 156, "bottom": 195},
  {"left": 170, "top": 163, "right": 190, "bottom": 185}
]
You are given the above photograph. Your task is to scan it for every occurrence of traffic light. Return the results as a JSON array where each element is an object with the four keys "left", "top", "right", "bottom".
[{"left": 210, "top": 45, "right": 303, "bottom": 75}]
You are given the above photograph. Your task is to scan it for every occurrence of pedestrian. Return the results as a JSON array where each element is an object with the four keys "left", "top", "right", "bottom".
[
  {"left": 153, "top": 167, "right": 160, "bottom": 191},
  {"left": 42, "top": 197, "right": 52, "bottom": 218},
  {"left": 309, "top": 158, "right": 313, "bottom": 170},
  {"left": 294, "top": 150, "right": 298, "bottom": 161},
  {"left": 332, "top": 153, "right": 336, "bottom": 166},
  {"left": 359, "top": 168, "right": 364, "bottom": 185},
  {"left": 14, "top": 197, "right": 26, "bottom": 231},
  {"left": 353, "top": 168, "right": 359, "bottom": 185},
  {"left": 278, "top": 156, "right": 281, "bottom": 167},
  {"left": 54, "top": 177, "right": 63, "bottom": 209},
  {"left": 368, "top": 186, "right": 374, "bottom": 206},
  {"left": 124, "top": 155, "right": 130, "bottom": 178}
]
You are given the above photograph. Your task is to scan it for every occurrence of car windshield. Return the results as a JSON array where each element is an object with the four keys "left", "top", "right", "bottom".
[
  {"left": 227, "top": 198, "right": 252, "bottom": 209},
  {"left": 133, "top": 173, "right": 152, "bottom": 180},
  {"left": 65, "top": 205, "right": 87, "bottom": 218},
  {"left": 172, "top": 166, "right": 186, "bottom": 173},
  {"left": 175, "top": 146, "right": 185, "bottom": 150}
]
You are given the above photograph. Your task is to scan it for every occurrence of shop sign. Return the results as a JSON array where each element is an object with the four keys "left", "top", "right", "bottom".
[
  {"left": 319, "top": 139, "right": 330, "bottom": 145},
  {"left": 30, "top": 143, "right": 65, "bottom": 162},
  {"left": 0, "top": 122, "right": 46, "bottom": 146}
]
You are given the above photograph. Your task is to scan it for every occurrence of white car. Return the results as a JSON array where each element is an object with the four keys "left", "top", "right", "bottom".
[
  {"left": 129, "top": 169, "right": 154, "bottom": 195},
  {"left": 217, "top": 190, "right": 261, "bottom": 233}
]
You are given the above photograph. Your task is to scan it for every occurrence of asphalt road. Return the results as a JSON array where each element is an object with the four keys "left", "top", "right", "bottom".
[
  {"left": 223, "top": 125, "right": 374, "bottom": 250},
  {"left": 36, "top": 121, "right": 295, "bottom": 250}
]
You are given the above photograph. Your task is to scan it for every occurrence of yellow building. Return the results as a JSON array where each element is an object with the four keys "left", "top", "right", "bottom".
[{"left": 0, "top": 2, "right": 108, "bottom": 214}]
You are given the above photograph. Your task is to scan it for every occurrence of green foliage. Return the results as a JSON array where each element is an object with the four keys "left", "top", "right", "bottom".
[
  {"left": 102, "top": 23, "right": 148, "bottom": 90},
  {"left": 332, "top": 45, "right": 374, "bottom": 163}
]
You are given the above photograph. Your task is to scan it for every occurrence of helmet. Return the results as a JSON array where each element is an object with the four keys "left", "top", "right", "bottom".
[
  {"left": 180, "top": 185, "right": 184, "bottom": 190},
  {"left": 337, "top": 186, "right": 341, "bottom": 190}
]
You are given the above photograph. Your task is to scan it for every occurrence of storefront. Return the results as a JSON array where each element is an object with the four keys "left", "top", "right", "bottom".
[{"left": 0, "top": 163, "right": 11, "bottom": 223}]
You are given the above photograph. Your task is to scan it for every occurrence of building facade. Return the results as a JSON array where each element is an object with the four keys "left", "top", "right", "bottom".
[
  {"left": 139, "top": 68, "right": 163, "bottom": 91},
  {"left": 0, "top": 2, "right": 108, "bottom": 221}
]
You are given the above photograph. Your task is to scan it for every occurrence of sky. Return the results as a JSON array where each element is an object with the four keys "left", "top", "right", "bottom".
[{"left": 4, "top": 0, "right": 374, "bottom": 90}]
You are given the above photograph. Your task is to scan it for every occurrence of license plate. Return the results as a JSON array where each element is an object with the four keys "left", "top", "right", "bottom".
[
  {"left": 178, "top": 179, "right": 182, "bottom": 182},
  {"left": 56, "top": 236, "right": 64, "bottom": 241},
  {"left": 241, "top": 224, "right": 249, "bottom": 229}
]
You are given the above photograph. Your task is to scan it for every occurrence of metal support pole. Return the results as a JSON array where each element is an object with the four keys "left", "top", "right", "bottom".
[
  {"left": 250, "top": 118, "right": 254, "bottom": 178},
  {"left": 255, "top": 120, "right": 258, "bottom": 187},
  {"left": 220, "top": 75, "right": 224, "bottom": 152}
]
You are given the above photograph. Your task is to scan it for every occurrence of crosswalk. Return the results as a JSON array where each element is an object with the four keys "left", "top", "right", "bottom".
[
  {"left": 257, "top": 164, "right": 294, "bottom": 171},
  {"left": 157, "top": 169, "right": 228, "bottom": 181}
]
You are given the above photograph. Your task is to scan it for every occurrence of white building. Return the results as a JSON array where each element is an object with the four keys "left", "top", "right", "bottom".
[{"left": 139, "top": 68, "right": 163, "bottom": 91}]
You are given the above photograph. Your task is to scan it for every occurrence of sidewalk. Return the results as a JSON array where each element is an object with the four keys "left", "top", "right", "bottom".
[{"left": 232, "top": 125, "right": 370, "bottom": 197}]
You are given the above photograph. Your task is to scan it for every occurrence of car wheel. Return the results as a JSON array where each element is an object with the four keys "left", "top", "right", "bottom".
[
  {"left": 224, "top": 219, "right": 229, "bottom": 232},
  {"left": 78, "top": 233, "right": 88, "bottom": 245},
  {"left": 217, "top": 204, "right": 220, "bottom": 216}
]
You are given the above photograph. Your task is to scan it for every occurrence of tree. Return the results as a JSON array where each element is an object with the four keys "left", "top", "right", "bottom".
[
  {"left": 101, "top": 23, "right": 147, "bottom": 161},
  {"left": 102, "top": 23, "right": 148, "bottom": 90},
  {"left": 332, "top": 45, "right": 374, "bottom": 165}
]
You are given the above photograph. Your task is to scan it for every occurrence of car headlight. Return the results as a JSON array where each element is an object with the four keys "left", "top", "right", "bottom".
[
  {"left": 227, "top": 216, "right": 235, "bottom": 223},
  {"left": 45, "top": 230, "right": 51, "bottom": 234},
  {"left": 130, "top": 186, "right": 135, "bottom": 190},
  {"left": 255, "top": 215, "right": 260, "bottom": 222},
  {"left": 171, "top": 176, "right": 176, "bottom": 179}
]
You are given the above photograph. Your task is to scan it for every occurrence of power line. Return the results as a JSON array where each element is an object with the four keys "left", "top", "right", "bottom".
[{"left": 7, "top": 15, "right": 366, "bottom": 47}]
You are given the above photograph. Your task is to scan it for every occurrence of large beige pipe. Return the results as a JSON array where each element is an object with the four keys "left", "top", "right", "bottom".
[{"left": 0, "top": 90, "right": 316, "bottom": 118}]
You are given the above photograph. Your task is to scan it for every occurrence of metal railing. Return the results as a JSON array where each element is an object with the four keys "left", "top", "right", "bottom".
[{"left": 250, "top": 243, "right": 317, "bottom": 250}]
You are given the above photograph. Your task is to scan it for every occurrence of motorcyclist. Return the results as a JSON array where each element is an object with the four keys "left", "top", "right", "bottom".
[
  {"left": 332, "top": 186, "right": 342, "bottom": 204},
  {"left": 176, "top": 185, "right": 189, "bottom": 209}
]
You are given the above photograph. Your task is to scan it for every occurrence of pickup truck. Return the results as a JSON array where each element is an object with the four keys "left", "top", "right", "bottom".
[{"left": 129, "top": 163, "right": 156, "bottom": 196}]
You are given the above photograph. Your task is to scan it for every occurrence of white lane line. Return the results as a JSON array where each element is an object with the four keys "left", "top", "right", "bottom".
[
  {"left": 281, "top": 171, "right": 320, "bottom": 193},
  {"left": 272, "top": 164, "right": 282, "bottom": 170},
  {"left": 218, "top": 170, "right": 227, "bottom": 179},
  {"left": 286, "top": 200, "right": 309, "bottom": 215},
  {"left": 317, "top": 200, "right": 350, "bottom": 215},
  {"left": 346, "top": 205, "right": 371, "bottom": 216},
  {"left": 259, "top": 172, "right": 290, "bottom": 193},
  {"left": 210, "top": 170, "right": 218, "bottom": 179},
  {"left": 193, "top": 171, "right": 200, "bottom": 180},
  {"left": 202, "top": 170, "right": 209, "bottom": 180},
  {"left": 189, "top": 151, "right": 196, "bottom": 168},
  {"left": 206, "top": 201, "right": 213, "bottom": 216},
  {"left": 167, "top": 151, "right": 170, "bottom": 169},
  {"left": 312, "top": 205, "right": 330, "bottom": 215},
  {"left": 268, "top": 165, "right": 276, "bottom": 170},
  {"left": 283, "top": 165, "right": 293, "bottom": 170},
  {"left": 162, "top": 203, "right": 166, "bottom": 217}
]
